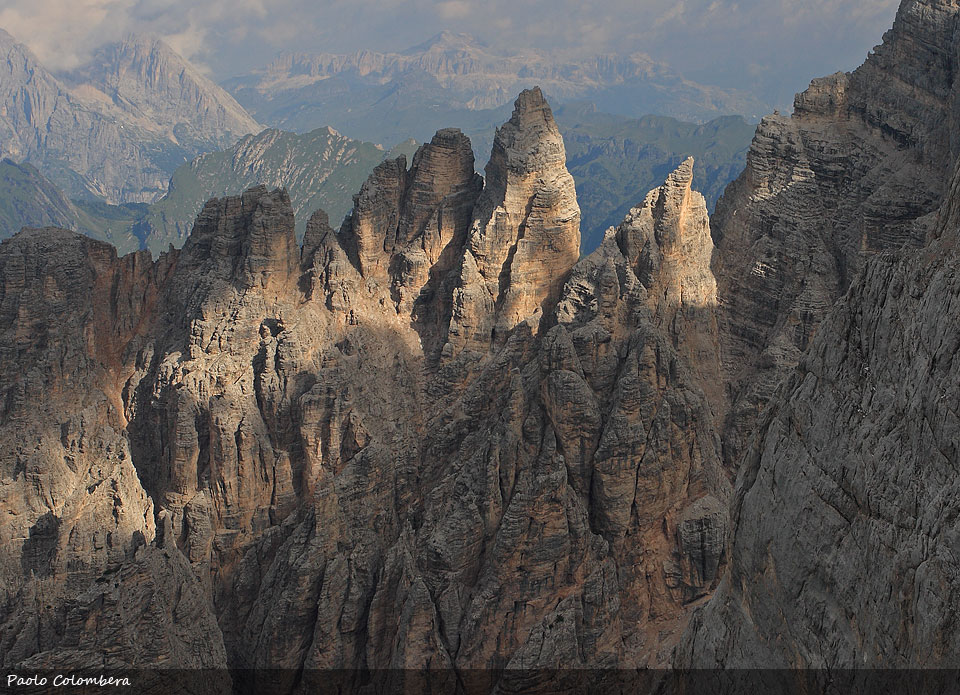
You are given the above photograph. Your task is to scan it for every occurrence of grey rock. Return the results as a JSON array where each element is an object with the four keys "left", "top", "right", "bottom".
[
  {"left": 0, "top": 29, "right": 259, "bottom": 204},
  {"left": 711, "top": 0, "right": 960, "bottom": 468},
  {"left": 0, "top": 91, "right": 729, "bottom": 676}
]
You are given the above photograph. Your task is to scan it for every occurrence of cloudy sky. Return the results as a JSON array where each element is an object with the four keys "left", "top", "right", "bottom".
[{"left": 0, "top": 0, "right": 900, "bottom": 107}]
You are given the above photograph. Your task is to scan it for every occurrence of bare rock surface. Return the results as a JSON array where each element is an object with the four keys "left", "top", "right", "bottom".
[
  {"left": 712, "top": 0, "right": 960, "bottom": 467},
  {"left": 0, "top": 89, "right": 729, "bottom": 679},
  {"left": 0, "top": 29, "right": 259, "bottom": 204},
  {"left": 447, "top": 87, "right": 581, "bottom": 354},
  {"left": 673, "top": 0, "right": 960, "bottom": 673},
  {"left": 678, "top": 164, "right": 960, "bottom": 670},
  {"left": 0, "top": 228, "right": 224, "bottom": 668},
  {"left": 6, "top": 1, "right": 960, "bottom": 682}
]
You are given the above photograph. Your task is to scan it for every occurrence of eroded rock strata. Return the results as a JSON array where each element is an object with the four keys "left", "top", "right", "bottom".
[
  {"left": 5, "top": 0, "right": 960, "bottom": 681},
  {"left": 0, "top": 89, "right": 728, "bottom": 683},
  {"left": 675, "top": 0, "right": 960, "bottom": 676},
  {"left": 678, "top": 154, "right": 960, "bottom": 675},
  {"left": 711, "top": 0, "right": 960, "bottom": 466}
]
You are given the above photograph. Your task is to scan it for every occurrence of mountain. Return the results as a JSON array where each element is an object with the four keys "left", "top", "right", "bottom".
[
  {"left": 224, "top": 31, "right": 769, "bottom": 142},
  {"left": 555, "top": 105, "right": 755, "bottom": 252},
  {"left": 0, "top": 29, "right": 260, "bottom": 204},
  {"left": 4, "top": 0, "right": 960, "bottom": 682},
  {"left": 0, "top": 25, "right": 752, "bottom": 259},
  {"left": 136, "top": 127, "right": 418, "bottom": 254},
  {"left": 0, "top": 158, "right": 144, "bottom": 253},
  {"left": 62, "top": 35, "right": 260, "bottom": 156},
  {"left": 0, "top": 89, "right": 728, "bottom": 678},
  {"left": 137, "top": 105, "right": 753, "bottom": 258},
  {"left": 706, "top": 0, "right": 960, "bottom": 469},
  {"left": 0, "top": 101, "right": 750, "bottom": 261},
  {"left": 674, "top": 0, "right": 960, "bottom": 675}
]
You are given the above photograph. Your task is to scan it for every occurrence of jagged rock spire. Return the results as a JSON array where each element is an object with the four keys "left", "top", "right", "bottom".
[
  {"left": 611, "top": 156, "right": 723, "bottom": 415},
  {"left": 446, "top": 86, "right": 581, "bottom": 354},
  {"left": 615, "top": 157, "right": 716, "bottom": 313}
]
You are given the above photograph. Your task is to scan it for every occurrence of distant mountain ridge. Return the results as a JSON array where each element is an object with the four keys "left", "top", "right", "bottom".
[
  {"left": 555, "top": 105, "right": 754, "bottom": 252},
  {"left": 225, "top": 31, "right": 769, "bottom": 138},
  {"left": 0, "top": 29, "right": 260, "bottom": 204},
  {"left": 61, "top": 34, "right": 260, "bottom": 151},
  {"left": 137, "top": 127, "right": 418, "bottom": 254},
  {"left": 0, "top": 159, "right": 143, "bottom": 253},
  {"left": 0, "top": 127, "right": 420, "bottom": 256}
]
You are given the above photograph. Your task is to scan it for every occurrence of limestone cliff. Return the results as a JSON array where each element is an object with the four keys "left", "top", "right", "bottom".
[
  {"left": 7, "top": 0, "right": 960, "bottom": 680},
  {"left": 0, "top": 229, "right": 225, "bottom": 669},
  {"left": 446, "top": 87, "right": 581, "bottom": 354},
  {"left": 678, "top": 157, "right": 960, "bottom": 674},
  {"left": 673, "top": 0, "right": 960, "bottom": 676},
  {"left": 712, "top": 0, "right": 960, "bottom": 466},
  {"left": 0, "top": 90, "right": 728, "bottom": 681}
]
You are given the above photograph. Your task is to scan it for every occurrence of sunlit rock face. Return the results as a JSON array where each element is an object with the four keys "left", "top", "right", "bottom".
[
  {"left": 0, "top": 88, "right": 730, "bottom": 680},
  {"left": 446, "top": 87, "right": 581, "bottom": 356},
  {"left": 610, "top": 156, "right": 722, "bottom": 416}
]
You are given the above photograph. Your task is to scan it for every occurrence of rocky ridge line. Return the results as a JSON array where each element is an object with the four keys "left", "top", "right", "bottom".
[{"left": 0, "top": 88, "right": 728, "bottom": 682}]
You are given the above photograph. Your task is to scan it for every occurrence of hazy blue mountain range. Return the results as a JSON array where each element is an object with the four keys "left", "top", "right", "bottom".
[
  {"left": 224, "top": 32, "right": 768, "bottom": 144},
  {"left": 555, "top": 104, "right": 755, "bottom": 252},
  {"left": 0, "top": 159, "right": 145, "bottom": 253}
]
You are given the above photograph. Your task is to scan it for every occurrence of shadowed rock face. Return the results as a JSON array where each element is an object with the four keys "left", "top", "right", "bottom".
[
  {"left": 678, "top": 163, "right": 960, "bottom": 672},
  {"left": 712, "top": 0, "right": 960, "bottom": 468},
  {"left": 0, "top": 229, "right": 225, "bottom": 670},
  {"left": 0, "top": 88, "right": 728, "bottom": 679},
  {"left": 674, "top": 0, "right": 960, "bottom": 674}
]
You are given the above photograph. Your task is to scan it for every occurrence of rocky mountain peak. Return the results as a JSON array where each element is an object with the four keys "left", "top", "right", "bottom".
[
  {"left": 407, "top": 31, "right": 483, "bottom": 53},
  {"left": 65, "top": 33, "right": 260, "bottom": 146},
  {"left": 304, "top": 126, "right": 482, "bottom": 354},
  {"left": 616, "top": 156, "right": 706, "bottom": 278},
  {"left": 609, "top": 156, "right": 721, "bottom": 415},
  {"left": 325, "top": 91, "right": 579, "bottom": 357},
  {"left": 445, "top": 87, "right": 580, "bottom": 354},
  {"left": 0, "top": 81, "right": 734, "bottom": 676},
  {"left": 0, "top": 27, "right": 261, "bottom": 204},
  {"left": 664, "top": 155, "right": 694, "bottom": 187},
  {"left": 181, "top": 185, "right": 297, "bottom": 293},
  {"left": 488, "top": 86, "right": 567, "bottom": 180}
]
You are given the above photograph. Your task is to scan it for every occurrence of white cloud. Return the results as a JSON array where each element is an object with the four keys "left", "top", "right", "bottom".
[
  {"left": 437, "top": 1, "right": 472, "bottom": 19},
  {"left": 0, "top": 0, "right": 901, "bottom": 103}
]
